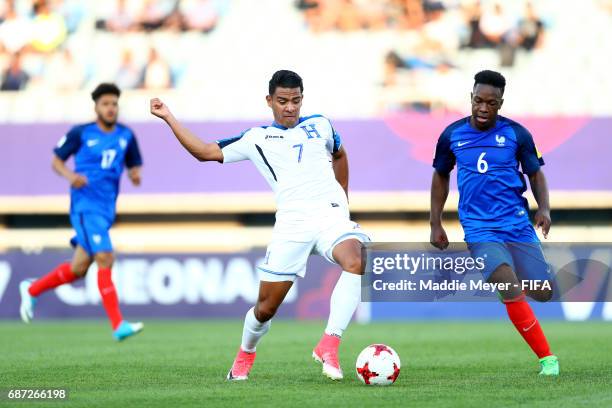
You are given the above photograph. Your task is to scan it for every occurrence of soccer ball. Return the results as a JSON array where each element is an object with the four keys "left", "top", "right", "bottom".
[{"left": 355, "top": 344, "right": 401, "bottom": 385}]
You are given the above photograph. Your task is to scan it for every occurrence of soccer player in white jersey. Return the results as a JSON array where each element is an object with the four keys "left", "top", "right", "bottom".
[{"left": 150, "top": 70, "right": 369, "bottom": 381}]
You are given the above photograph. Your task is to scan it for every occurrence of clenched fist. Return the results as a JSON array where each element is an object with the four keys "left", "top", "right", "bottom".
[
  {"left": 150, "top": 98, "right": 172, "bottom": 120},
  {"left": 69, "top": 173, "right": 88, "bottom": 189}
]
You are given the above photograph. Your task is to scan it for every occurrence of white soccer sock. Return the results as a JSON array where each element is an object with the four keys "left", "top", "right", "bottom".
[
  {"left": 325, "top": 271, "right": 362, "bottom": 338},
  {"left": 241, "top": 306, "right": 271, "bottom": 353}
]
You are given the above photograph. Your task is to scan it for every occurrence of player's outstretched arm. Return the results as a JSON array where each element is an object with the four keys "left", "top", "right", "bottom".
[
  {"left": 52, "top": 155, "right": 87, "bottom": 188},
  {"left": 430, "top": 170, "right": 450, "bottom": 249},
  {"left": 332, "top": 146, "right": 349, "bottom": 199},
  {"left": 529, "top": 169, "right": 551, "bottom": 238},
  {"left": 150, "top": 98, "right": 223, "bottom": 162}
]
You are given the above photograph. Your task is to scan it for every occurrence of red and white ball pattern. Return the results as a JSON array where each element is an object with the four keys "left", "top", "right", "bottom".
[{"left": 355, "top": 344, "right": 401, "bottom": 385}]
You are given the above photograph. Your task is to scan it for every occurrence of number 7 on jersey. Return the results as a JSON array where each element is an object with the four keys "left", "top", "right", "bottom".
[{"left": 292, "top": 144, "right": 303, "bottom": 163}]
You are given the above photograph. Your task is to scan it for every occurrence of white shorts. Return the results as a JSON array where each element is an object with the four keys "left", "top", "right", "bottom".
[{"left": 257, "top": 214, "right": 371, "bottom": 282}]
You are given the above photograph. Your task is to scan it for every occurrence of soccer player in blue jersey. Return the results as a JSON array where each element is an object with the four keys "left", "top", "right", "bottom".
[
  {"left": 19, "top": 83, "right": 144, "bottom": 341},
  {"left": 430, "top": 70, "right": 559, "bottom": 375}
]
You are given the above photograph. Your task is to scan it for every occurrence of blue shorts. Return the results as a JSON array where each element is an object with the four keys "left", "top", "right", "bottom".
[
  {"left": 465, "top": 223, "right": 550, "bottom": 282},
  {"left": 69, "top": 212, "right": 113, "bottom": 256}
]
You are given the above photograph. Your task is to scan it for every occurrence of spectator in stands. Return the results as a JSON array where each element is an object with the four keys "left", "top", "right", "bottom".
[
  {"left": 53, "top": 0, "right": 85, "bottom": 34},
  {"left": 115, "top": 49, "right": 142, "bottom": 90},
  {"left": 379, "top": 0, "right": 406, "bottom": 29},
  {"left": 1, "top": 51, "right": 29, "bottom": 90},
  {"left": 517, "top": 2, "right": 544, "bottom": 51},
  {"left": 181, "top": 0, "right": 219, "bottom": 33},
  {"left": 477, "top": 2, "right": 518, "bottom": 66},
  {"left": 138, "top": 0, "right": 176, "bottom": 31},
  {"left": 298, "top": 0, "right": 324, "bottom": 32},
  {"left": 359, "top": 0, "right": 388, "bottom": 30},
  {"left": 103, "top": 0, "right": 137, "bottom": 33},
  {"left": 383, "top": 51, "right": 407, "bottom": 87},
  {"left": 382, "top": 49, "right": 454, "bottom": 85},
  {"left": 297, "top": 0, "right": 363, "bottom": 32},
  {"left": 30, "top": 0, "right": 67, "bottom": 53},
  {"left": 298, "top": 0, "right": 432, "bottom": 32},
  {"left": 335, "top": 0, "right": 362, "bottom": 31},
  {"left": 0, "top": 1, "right": 31, "bottom": 54},
  {"left": 296, "top": 0, "right": 322, "bottom": 30},
  {"left": 479, "top": 2, "right": 513, "bottom": 48},
  {"left": 141, "top": 47, "right": 172, "bottom": 89},
  {"left": 0, "top": 1, "right": 8, "bottom": 24},
  {"left": 402, "top": 0, "right": 426, "bottom": 29},
  {"left": 419, "top": 2, "right": 462, "bottom": 56},
  {"left": 463, "top": 0, "right": 488, "bottom": 48}
]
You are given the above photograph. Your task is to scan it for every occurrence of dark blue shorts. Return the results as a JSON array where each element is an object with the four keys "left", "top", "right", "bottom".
[
  {"left": 465, "top": 223, "right": 551, "bottom": 282},
  {"left": 69, "top": 212, "right": 113, "bottom": 256}
]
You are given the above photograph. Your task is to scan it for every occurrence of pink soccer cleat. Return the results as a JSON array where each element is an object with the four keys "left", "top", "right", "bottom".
[
  {"left": 226, "top": 348, "right": 256, "bottom": 381},
  {"left": 312, "top": 334, "right": 343, "bottom": 380}
]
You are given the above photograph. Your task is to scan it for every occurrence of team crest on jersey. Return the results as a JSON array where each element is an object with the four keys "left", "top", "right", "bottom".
[
  {"left": 495, "top": 134, "right": 506, "bottom": 146},
  {"left": 119, "top": 138, "right": 127, "bottom": 149},
  {"left": 300, "top": 124, "right": 321, "bottom": 139}
]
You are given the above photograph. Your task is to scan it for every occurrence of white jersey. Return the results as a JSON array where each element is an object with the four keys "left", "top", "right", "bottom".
[{"left": 218, "top": 115, "right": 348, "bottom": 217}]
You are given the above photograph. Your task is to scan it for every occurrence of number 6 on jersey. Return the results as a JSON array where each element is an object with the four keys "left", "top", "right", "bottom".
[{"left": 477, "top": 152, "right": 488, "bottom": 173}]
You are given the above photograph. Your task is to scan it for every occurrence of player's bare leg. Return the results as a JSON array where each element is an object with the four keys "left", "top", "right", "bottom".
[
  {"left": 71, "top": 246, "right": 94, "bottom": 277},
  {"left": 228, "top": 280, "right": 294, "bottom": 380},
  {"left": 490, "top": 264, "right": 558, "bottom": 375},
  {"left": 313, "top": 238, "right": 364, "bottom": 380},
  {"left": 94, "top": 251, "right": 143, "bottom": 341},
  {"left": 20, "top": 246, "right": 91, "bottom": 323},
  {"left": 525, "top": 282, "right": 553, "bottom": 303}
]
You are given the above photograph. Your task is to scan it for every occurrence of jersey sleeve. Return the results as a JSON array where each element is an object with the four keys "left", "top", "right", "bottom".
[
  {"left": 432, "top": 129, "right": 456, "bottom": 175},
  {"left": 125, "top": 134, "right": 143, "bottom": 168},
  {"left": 53, "top": 127, "right": 82, "bottom": 160},
  {"left": 327, "top": 119, "right": 342, "bottom": 154},
  {"left": 217, "top": 129, "right": 252, "bottom": 163},
  {"left": 513, "top": 124, "right": 545, "bottom": 175}
]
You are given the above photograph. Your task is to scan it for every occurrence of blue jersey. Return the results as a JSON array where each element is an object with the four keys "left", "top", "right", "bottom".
[
  {"left": 54, "top": 122, "right": 142, "bottom": 220},
  {"left": 432, "top": 116, "right": 544, "bottom": 230}
]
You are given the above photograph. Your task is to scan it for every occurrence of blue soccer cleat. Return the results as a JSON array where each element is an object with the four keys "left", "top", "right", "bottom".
[
  {"left": 19, "top": 279, "right": 37, "bottom": 323},
  {"left": 113, "top": 321, "right": 144, "bottom": 341}
]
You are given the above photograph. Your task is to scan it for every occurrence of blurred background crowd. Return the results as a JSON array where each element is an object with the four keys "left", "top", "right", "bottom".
[
  {"left": 0, "top": 0, "right": 227, "bottom": 92},
  {"left": 0, "top": 0, "right": 611, "bottom": 120}
]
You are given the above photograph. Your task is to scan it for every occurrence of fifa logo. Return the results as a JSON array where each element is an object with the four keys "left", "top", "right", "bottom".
[{"left": 495, "top": 135, "right": 506, "bottom": 146}]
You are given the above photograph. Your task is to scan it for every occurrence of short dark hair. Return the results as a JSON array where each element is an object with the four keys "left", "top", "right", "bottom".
[
  {"left": 91, "top": 83, "right": 121, "bottom": 102},
  {"left": 474, "top": 70, "right": 506, "bottom": 94},
  {"left": 268, "top": 70, "right": 303, "bottom": 95}
]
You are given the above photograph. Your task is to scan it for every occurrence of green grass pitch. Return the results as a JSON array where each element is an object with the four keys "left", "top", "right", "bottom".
[{"left": 1, "top": 320, "right": 611, "bottom": 407}]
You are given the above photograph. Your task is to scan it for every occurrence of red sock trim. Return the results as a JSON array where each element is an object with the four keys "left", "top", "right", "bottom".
[
  {"left": 97, "top": 267, "right": 123, "bottom": 330},
  {"left": 28, "top": 262, "right": 78, "bottom": 297}
]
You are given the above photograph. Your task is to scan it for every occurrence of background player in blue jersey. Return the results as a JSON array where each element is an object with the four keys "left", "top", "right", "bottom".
[
  {"left": 19, "top": 83, "right": 144, "bottom": 341},
  {"left": 430, "top": 70, "right": 559, "bottom": 375}
]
